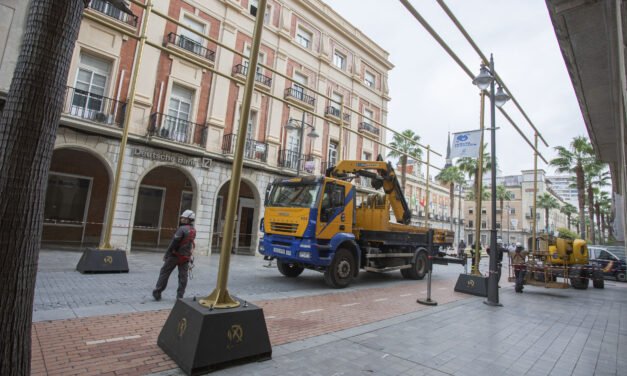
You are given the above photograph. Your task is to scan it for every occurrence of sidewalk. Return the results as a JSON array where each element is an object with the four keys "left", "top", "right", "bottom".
[{"left": 31, "top": 249, "right": 627, "bottom": 375}]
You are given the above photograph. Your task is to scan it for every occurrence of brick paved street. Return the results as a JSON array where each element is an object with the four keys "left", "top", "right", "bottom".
[{"left": 31, "top": 249, "right": 627, "bottom": 375}]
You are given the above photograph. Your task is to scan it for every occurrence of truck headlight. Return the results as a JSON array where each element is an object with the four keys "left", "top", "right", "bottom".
[
  {"left": 298, "top": 251, "right": 311, "bottom": 259},
  {"left": 259, "top": 242, "right": 265, "bottom": 252}
]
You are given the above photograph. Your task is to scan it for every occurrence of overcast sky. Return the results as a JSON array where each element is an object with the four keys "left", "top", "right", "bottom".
[{"left": 329, "top": 0, "right": 586, "bottom": 177}]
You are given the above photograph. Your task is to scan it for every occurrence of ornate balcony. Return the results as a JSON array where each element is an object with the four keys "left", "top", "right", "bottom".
[
  {"left": 62, "top": 86, "right": 126, "bottom": 128},
  {"left": 166, "top": 32, "right": 215, "bottom": 62},
  {"left": 284, "top": 87, "right": 315, "bottom": 107},
  {"left": 278, "top": 149, "right": 315, "bottom": 173},
  {"left": 232, "top": 64, "right": 272, "bottom": 87},
  {"left": 358, "top": 122, "right": 380, "bottom": 136},
  {"left": 148, "top": 113, "right": 207, "bottom": 147},
  {"left": 221, "top": 133, "right": 268, "bottom": 163},
  {"left": 324, "top": 106, "right": 351, "bottom": 122},
  {"left": 88, "top": 0, "right": 138, "bottom": 27}
]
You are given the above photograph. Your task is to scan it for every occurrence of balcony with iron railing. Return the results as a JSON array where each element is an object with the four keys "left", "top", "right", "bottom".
[
  {"left": 232, "top": 64, "right": 272, "bottom": 87},
  {"left": 221, "top": 133, "right": 268, "bottom": 163},
  {"left": 88, "top": 0, "right": 138, "bottom": 27},
  {"left": 284, "top": 87, "right": 315, "bottom": 107},
  {"left": 358, "top": 122, "right": 380, "bottom": 136},
  {"left": 324, "top": 106, "right": 351, "bottom": 123},
  {"left": 62, "top": 86, "right": 126, "bottom": 128},
  {"left": 278, "top": 149, "right": 315, "bottom": 173},
  {"left": 148, "top": 113, "right": 207, "bottom": 148},
  {"left": 166, "top": 32, "right": 216, "bottom": 62}
]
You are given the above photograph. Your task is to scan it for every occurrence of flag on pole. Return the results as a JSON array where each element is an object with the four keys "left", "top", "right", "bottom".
[{"left": 450, "top": 130, "right": 482, "bottom": 159}]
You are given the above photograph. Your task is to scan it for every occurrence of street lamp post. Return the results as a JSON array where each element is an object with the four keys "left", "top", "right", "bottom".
[
  {"left": 285, "top": 113, "right": 319, "bottom": 176},
  {"left": 457, "top": 183, "right": 462, "bottom": 245},
  {"left": 473, "top": 55, "right": 510, "bottom": 306}
]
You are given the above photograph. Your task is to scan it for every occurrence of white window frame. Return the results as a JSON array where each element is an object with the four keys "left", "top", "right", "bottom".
[
  {"left": 333, "top": 50, "right": 346, "bottom": 70},
  {"left": 178, "top": 14, "right": 206, "bottom": 55},
  {"left": 364, "top": 70, "right": 375, "bottom": 88},
  {"left": 328, "top": 141, "right": 338, "bottom": 166},
  {"left": 363, "top": 108, "right": 374, "bottom": 125},
  {"left": 72, "top": 52, "right": 112, "bottom": 116},
  {"left": 296, "top": 27, "right": 312, "bottom": 49}
]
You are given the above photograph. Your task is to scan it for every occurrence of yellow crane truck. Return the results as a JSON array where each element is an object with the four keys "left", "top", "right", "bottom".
[
  {"left": 519, "top": 233, "right": 604, "bottom": 289},
  {"left": 258, "top": 158, "right": 454, "bottom": 288}
]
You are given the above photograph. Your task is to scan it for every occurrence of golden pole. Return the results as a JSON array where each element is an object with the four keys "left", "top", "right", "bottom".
[
  {"left": 199, "top": 0, "right": 267, "bottom": 309},
  {"left": 425, "top": 146, "right": 431, "bottom": 227},
  {"left": 472, "top": 92, "right": 486, "bottom": 275},
  {"left": 532, "top": 132, "right": 538, "bottom": 256},
  {"left": 99, "top": 0, "right": 152, "bottom": 249}
]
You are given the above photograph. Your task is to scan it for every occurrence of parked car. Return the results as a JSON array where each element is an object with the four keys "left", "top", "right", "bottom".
[{"left": 588, "top": 245, "right": 627, "bottom": 282}]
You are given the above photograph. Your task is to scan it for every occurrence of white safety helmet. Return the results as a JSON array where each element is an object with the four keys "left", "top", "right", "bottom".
[
  {"left": 180, "top": 209, "right": 195, "bottom": 221},
  {"left": 516, "top": 242, "right": 522, "bottom": 247}
]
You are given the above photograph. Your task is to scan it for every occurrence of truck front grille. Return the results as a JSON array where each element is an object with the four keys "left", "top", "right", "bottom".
[{"left": 270, "top": 222, "right": 298, "bottom": 233}]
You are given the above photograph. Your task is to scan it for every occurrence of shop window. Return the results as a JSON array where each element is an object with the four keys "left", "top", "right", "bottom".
[
  {"left": 44, "top": 173, "right": 91, "bottom": 225},
  {"left": 134, "top": 186, "right": 164, "bottom": 229}
]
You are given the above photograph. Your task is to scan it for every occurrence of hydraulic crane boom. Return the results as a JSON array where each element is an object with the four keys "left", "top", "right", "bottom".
[{"left": 326, "top": 157, "right": 412, "bottom": 224}]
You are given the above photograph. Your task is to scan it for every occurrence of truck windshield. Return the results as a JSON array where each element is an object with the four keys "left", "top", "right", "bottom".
[{"left": 267, "top": 183, "right": 320, "bottom": 208}]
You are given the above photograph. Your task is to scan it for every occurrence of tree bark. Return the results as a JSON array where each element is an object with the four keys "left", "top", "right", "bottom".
[
  {"left": 595, "top": 201, "right": 602, "bottom": 244},
  {"left": 575, "top": 164, "right": 586, "bottom": 238},
  {"left": 0, "top": 1, "right": 87, "bottom": 374},
  {"left": 587, "top": 182, "right": 595, "bottom": 244}
]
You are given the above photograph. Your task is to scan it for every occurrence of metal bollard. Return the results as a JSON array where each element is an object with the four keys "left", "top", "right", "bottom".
[{"left": 417, "top": 255, "right": 437, "bottom": 306}]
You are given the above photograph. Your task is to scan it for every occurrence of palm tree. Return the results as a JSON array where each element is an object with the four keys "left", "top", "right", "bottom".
[
  {"left": 436, "top": 166, "right": 465, "bottom": 230},
  {"left": 0, "top": 0, "right": 132, "bottom": 373},
  {"left": 550, "top": 136, "right": 595, "bottom": 238},
  {"left": 387, "top": 129, "right": 422, "bottom": 192},
  {"left": 560, "top": 203, "right": 577, "bottom": 231},
  {"left": 595, "top": 191, "right": 611, "bottom": 244},
  {"left": 456, "top": 143, "right": 494, "bottom": 199},
  {"left": 496, "top": 185, "right": 513, "bottom": 240},
  {"left": 597, "top": 192, "right": 612, "bottom": 242},
  {"left": 536, "top": 193, "right": 560, "bottom": 232},
  {"left": 584, "top": 161, "right": 609, "bottom": 243},
  {"left": 466, "top": 185, "right": 491, "bottom": 201}
]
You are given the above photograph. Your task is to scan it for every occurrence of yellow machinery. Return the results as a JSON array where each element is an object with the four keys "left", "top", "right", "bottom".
[{"left": 516, "top": 234, "right": 604, "bottom": 290}]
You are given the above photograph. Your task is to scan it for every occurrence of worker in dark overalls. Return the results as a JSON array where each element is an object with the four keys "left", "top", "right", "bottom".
[{"left": 152, "top": 210, "right": 196, "bottom": 300}]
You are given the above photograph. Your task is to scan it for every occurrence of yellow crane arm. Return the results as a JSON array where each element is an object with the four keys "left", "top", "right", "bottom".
[{"left": 326, "top": 158, "right": 412, "bottom": 224}]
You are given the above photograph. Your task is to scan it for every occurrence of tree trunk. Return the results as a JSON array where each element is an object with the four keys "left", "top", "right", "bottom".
[
  {"left": 545, "top": 208, "right": 549, "bottom": 232},
  {"left": 400, "top": 155, "right": 407, "bottom": 193},
  {"left": 449, "top": 182, "right": 454, "bottom": 231},
  {"left": 594, "top": 201, "right": 605, "bottom": 244},
  {"left": 567, "top": 214, "right": 571, "bottom": 231},
  {"left": 0, "top": 1, "right": 87, "bottom": 374},
  {"left": 575, "top": 164, "right": 586, "bottom": 238},
  {"left": 587, "top": 182, "right": 595, "bottom": 244}
]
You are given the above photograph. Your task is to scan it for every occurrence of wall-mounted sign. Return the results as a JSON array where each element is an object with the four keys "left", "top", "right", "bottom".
[{"left": 133, "top": 148, "right": 211, "bottom": 169}]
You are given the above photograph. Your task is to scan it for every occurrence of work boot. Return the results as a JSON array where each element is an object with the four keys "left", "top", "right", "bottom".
[
  {"left": 177, "top": 293, "right": 184, "bottom": 299},
  {"left": 152, "top": 290, "right": 161, "bottom": 301}
]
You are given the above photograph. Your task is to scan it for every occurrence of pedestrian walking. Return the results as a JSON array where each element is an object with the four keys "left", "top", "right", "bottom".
[
  {"left": 512, "top": 242, "right": 528, "bottom": 293},
  {"left": 457, "top": 240, "right": 466, "bottom": 259},
  {"left": 153, "top": 210, "right": 196, "bottom": 301}
]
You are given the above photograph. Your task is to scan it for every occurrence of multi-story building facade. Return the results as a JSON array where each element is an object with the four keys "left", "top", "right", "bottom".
[
  {"left": 464, "top": 170, "right": 570, "bottom": 247},
  {"left": 546, "top": 174, "right": 578, "bottom": 207},
  {"left": 0, "top": 0, "right": 393, "bottom": 255}
]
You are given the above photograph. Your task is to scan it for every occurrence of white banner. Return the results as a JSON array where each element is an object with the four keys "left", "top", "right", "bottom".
[{"left": 450, "top": 130, "right": 482, "bottom": 159}]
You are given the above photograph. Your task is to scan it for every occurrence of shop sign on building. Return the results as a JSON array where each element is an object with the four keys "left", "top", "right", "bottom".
[{"left": 132, "top": 148, "right": 211, "bottom": 169}]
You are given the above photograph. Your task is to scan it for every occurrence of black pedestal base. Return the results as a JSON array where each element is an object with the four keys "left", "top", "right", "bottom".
[
  {"left": 454, "top": 274, "right": 488, "bottom": 297},
  {"left": 158, "top": 297, "right": 272, "bottom": 375},
  {"left": 76, "top": 248, "right": 129, "bottom": 273},
  {"left": 417, "top": 298, "right": 438, "bottom": 306}
]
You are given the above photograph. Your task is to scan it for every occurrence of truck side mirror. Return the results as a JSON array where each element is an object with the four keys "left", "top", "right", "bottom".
[{"left": 264, "top": 183, "right": 272, "bottom": 206}]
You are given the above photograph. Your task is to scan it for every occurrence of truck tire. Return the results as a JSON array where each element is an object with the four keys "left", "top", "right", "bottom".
[
  {"left": 592, "top": 270, "right": 604, "bottom": 289},
  {"left": 324, "top": 248, "right": 355, "bottom": 288},
  {"left": 277, "top": 260, "right": 304, "bottom": 278},
  {"left": 401, "top": 251, "right": 427, "bottom": 280},
  {"left": 616, "top": 271, "right": 626, "bottom": 282},
  {"left": 570, "top": 270, "right": 589, "bottom": 290}
]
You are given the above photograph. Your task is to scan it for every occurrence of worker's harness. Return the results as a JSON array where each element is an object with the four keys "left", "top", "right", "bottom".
[{"left": 172, "top": 226, "right": 196, "bottom": 266}]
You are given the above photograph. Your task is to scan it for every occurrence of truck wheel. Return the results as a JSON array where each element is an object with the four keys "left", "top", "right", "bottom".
[
  {"left": 570, "top": 270, "right": 589, "bottom": 290},
  {"left": 402, "top": 251, "right": 427, "bottom": 280},
  {"left": 277, "top": 260, "right": 304, "bottom": 278},
  {"left": 616, "top": 272, "right": 626, "bottom": 282},
  {"left": 592, "top": 269, "right": 604, "bottom": 289},
  {"left": 324, "top": 248, "right": 355, "bottom": 288}
]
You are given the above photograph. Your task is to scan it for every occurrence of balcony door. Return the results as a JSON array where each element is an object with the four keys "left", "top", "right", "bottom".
[
  {"left": 292, "top": 72, "right": 307, "bottom": 100},
  {"left": 72, "top": 53, "right": 111, "bottom": 120},
  {"left": 286, "top": 126, "right": 301, "bottom": 169},
  {"left": 167, "top": 84, "right": 194, "bottom": 142},
  {"left": 179, "top": 15, "right": 205, "bottom": 55}
]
